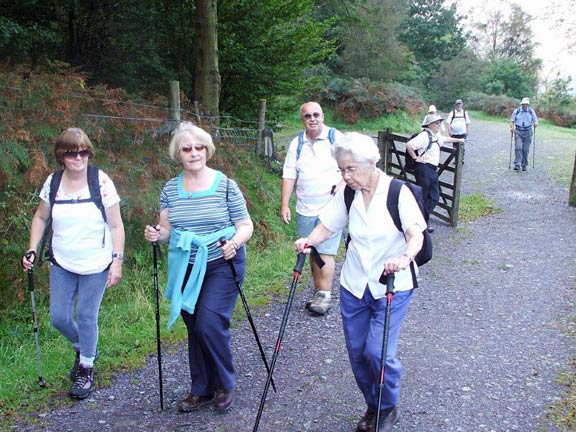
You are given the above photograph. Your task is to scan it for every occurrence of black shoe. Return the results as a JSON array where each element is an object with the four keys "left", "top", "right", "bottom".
[
  {"left": 367, "top": 406, "right": 399, "bottom": 432},
  {"left": 69, "top": 365, "right": 94, "bottom": 400},
  {"left": 427, "top": 227, "right": 434, "bottom": 233},
  {"left": 514, "top": 165, "right": 520, "bottom": 171},
  {"left": 522, "top": 166, "right": 527, "bottom": 171},
  {"left": 69, "top": 351, "right": 80, "bottom": 382},
  {"left": 69, "top": 350, "right": 99, "bottom": 381}
]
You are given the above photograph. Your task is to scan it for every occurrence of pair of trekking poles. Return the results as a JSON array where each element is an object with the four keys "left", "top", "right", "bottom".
[
  {"left": 508, "top": 128, "right": 536, "bottom": 170},
  {"left": 151, "top": 236, "right": 277, "bottom": 410},
  {"left": 252, "top": 252, "right": 396, "bottom": 432}
]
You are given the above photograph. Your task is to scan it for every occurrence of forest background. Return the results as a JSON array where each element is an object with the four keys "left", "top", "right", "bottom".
[{"left": 0, "top": 0, "right": 575, "bottom": 428}]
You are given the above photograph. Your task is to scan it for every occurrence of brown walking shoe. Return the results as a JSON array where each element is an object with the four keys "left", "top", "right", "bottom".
[
  {"left": 215, "top": 388, "right": 234, "bottom": 413},
  {"left": 177, "top": 393, "right": 215, "bottom": 412}
]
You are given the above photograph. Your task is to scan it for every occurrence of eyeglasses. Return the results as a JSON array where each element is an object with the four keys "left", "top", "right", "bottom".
[
  {"left": 302, "top": 112, "right": 322, "bottom": 120},
  {"left": 64, "top": 149, "right": 90, "bottom": 159},
  {"left": 180, "top": 144, "right": 206, "bottom": 153},
  {"left": 338, "top": 166, "right": 358, "bottom": 176}
]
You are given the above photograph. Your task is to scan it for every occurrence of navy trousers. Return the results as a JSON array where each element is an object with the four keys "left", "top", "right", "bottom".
[
  {"left": 180, "top": 247, "right": 245, "bottom": 396},
  {"left": 414, "top": 162, "right": 439, "bottom": 222}
]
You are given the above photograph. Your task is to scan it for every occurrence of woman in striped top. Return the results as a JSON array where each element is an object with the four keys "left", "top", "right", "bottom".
[{"left": 144, "top": 122, "right": 253, "bottom": 414}]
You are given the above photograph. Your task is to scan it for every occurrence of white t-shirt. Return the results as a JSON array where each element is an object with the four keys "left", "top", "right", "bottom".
[
  {"left": 40, "top": 169, "right": 120, "bottom": 275},
  {"left": 408, "top": 130, "right": 444, "bottom": 166},
  {"left": 319, "top": 171, "right": 426, "bottom": 298},
  {"left": 446, "top": 109, "right": 470, "bottom": 135},
  {"left": 282, "top": 126, "right": 343, "bottom": 216}
]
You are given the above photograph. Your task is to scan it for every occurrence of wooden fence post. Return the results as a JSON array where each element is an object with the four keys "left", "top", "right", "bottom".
[
  {"left": 169, "top": 81, "right": 180, "bottom": 122},
  {"left": 570, "top": 150, "right": 576, "bottom": 207},
  {"left": 194, "top": 101, "right": 201, "bottom": 124},
  {"left": 256, "top": 99, "right": 267, "bottom": 155}
]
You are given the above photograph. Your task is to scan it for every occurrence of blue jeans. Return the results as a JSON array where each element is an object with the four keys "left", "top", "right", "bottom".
[
  {"left": 181, "top": 247, "right": 245, "bottom": 395},
  {"left": 49, "top": 264, "right": 108, "bottom": 360},
  {"left": 340, "top": 285, "right": 414, "bottom": 412}
]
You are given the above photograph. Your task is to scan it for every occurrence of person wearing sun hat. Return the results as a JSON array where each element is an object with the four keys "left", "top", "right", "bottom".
[
  {"left": 406, "top": 114, "right": 465, "bottom": 232},
  {"left": 423, "top": 104, "right": 446, "bottom": 135},
  {"left": 509, "top": 97, "right": 538, "bottom": 171}
]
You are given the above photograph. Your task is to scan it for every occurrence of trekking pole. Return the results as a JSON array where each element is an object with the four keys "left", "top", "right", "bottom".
[
  {"left": 253, "top": 252, "right": 307, "bottom": 432},
  {"left": 151, "top": 228, "right": 164, "bottom": 410},
  {"left": 532, "top": 127, "right": 536, "bottom": 169},
  {"left": 22, "top": 251, "right": 47, "bottom": 388},
  {"left": 374, "top": 273, "right": 395, "bottom": 431},
  {"left": 508, "top": 130, "right": 513, "bottom": 170},
  {"left": 218, "top": 237, "right": 276, "bottom": 393}
]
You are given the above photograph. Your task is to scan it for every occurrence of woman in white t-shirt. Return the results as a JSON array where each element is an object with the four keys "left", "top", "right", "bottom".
[
  {"left": 22, "top": 128, "right": 125, "bottom": 400},
  {"left": 294, "top": 132, "right": 425, "bottom": 432}
]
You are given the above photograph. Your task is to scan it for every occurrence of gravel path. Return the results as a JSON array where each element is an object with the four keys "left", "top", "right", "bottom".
[{"left": 11, "top": 119, "right": 576, "bottom": 432}]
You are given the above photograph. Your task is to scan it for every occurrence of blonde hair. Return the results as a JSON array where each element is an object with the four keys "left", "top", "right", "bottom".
[{"left": 168, "top": 122, "right": 216, "bottom": 161}]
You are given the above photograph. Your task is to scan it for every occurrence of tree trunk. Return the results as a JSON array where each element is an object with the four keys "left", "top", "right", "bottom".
[{"left": 194, "top": 0, "right": 220, "bottom": 126}]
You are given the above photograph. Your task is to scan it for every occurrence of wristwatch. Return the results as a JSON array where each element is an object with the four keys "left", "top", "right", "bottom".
[{"left": 112, "top": 252, "right": 124, "bottom": 260}]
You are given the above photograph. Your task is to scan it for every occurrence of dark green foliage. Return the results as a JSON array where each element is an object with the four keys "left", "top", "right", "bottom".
[
  {"left": 481, "top": 58, "right": 533, "bottom": 99},
  {"left": 399, "top": 0, "right": 467, "bottom": 87}
]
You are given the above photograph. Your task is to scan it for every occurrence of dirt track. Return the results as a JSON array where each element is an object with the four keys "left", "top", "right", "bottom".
[{"left": 12, "top": 118, "right": 576, "bottom": 431}]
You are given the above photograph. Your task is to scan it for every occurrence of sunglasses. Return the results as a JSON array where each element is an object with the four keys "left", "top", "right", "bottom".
[
  {"left": 302, "top": 112, "right": 322, "bottom": 120},
  {"left": 64, "top": 149, "right": 90, "bottom": 159},
  {"left": 180, "top": 144, "right": 207, "bottom": 153}
]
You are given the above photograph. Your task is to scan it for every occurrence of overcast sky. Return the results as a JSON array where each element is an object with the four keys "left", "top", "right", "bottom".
[{"left": 450, "top": 0, "right": 575, "bottom": 86}]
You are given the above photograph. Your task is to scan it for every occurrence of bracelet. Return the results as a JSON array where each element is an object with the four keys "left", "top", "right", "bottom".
[
  {"left": 402, "top": 253, "right": 414, "bottom": 262},
  {"left": 231, "top": 239, "right": 240, "bottom": 251},
  {"left": 112, "top": 252, "right": 124, "bottom": 260}
]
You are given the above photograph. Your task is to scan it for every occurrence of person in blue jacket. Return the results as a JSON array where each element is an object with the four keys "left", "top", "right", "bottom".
[
  {"left": 144, "top": 122, "right": 253, "bottom": 414},
  {"left": 509, "top": 97, "right": 538, "bottom": 171}
]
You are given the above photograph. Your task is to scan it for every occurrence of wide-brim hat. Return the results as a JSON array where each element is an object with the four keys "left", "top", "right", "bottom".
[
  {"left": 421, "top": 113, "right": 444, "bottom": 127},
  {"left": 521, "top": 97, "right": 530, "bottom": 104}
]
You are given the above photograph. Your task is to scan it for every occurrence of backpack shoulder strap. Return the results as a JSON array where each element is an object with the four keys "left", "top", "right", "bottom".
[
  {"left": 386, "top": 179, "right": 403, "bottom": 233},
  {"left": 87, "top": 165, "right": 107, "bottom": 223},
  {"left": 328, "top": 127, "right": 336, "bottom": 144},
  {"left": 49, "top": 169, "right": 64, "bottom": 207},
  {"left": 344, "top": 185, "right": 354, "bottom": 214},
  {"left": 296, "top": 131, "right": 305, "bottom": 160},
  {"left": 449, "top": 110, "right": 456, "bottom": 123}
]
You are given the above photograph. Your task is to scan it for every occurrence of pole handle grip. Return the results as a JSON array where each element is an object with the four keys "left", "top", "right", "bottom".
[
  {"left": 386, "top": 273, "right": 395, "bottom": 295},
  {"left": 294, "top": 252, "right": 307, "bottom": 274}
]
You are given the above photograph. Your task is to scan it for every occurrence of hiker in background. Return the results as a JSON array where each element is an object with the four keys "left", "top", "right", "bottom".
[
  {"left": 509, "top": 97, "right": 538, "bottom": 171},
  {"left": 406, "top": 114, "right": 465, "bottom": 233},
  {"left": 144, "top": 122, "right": 253, "bottom": 414},
  {"left": 446, "top": 99, "right": 470, "bottom": 140},
  {"left": 423, "top": 104, "right": 446, "bottom": 135},
  {"left": 21, "top": 127, "right": 125, "bottom": 400},
  {"left": 294, "top": 132, "right": 425, "bottom": 432},
  {"left": 280, "top": 101, "right": 344, "bottom": 316}
]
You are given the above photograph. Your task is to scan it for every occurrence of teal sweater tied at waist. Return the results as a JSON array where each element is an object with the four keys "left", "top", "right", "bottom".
[{"left": 165, "top": 225, "right": 236, "bottom": 329}]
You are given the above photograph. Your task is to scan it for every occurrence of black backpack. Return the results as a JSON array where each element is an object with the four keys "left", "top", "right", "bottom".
[
  {"left": 344, "top": 178, "right": 433, "bottom": 287},
  {"left": 38, "top": 165, "right": 106, "bottom": 265},
  {"left": 405, "top": 129, "right": 434, "bottom": 174}
]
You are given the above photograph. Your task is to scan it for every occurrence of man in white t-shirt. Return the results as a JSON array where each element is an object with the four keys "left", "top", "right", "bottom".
[
  {"left": 280, "top": 102, "right": 343, "bottom": 315},
  {"left": 446, "top": 99, "right": 470, "bottom": 139}
]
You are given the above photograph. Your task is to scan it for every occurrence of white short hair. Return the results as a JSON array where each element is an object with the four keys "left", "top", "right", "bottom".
[{"left": 333, "top": 132, "right": 381, "bottom": 165}]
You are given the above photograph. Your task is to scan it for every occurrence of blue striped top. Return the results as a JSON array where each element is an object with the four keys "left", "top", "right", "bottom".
[{"left": 160, "top": 171, "right": 249, "bottom": 262}]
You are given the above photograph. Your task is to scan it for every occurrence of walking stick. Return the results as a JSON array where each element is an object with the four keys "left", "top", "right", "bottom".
[
  {"left": 152, "top": 237, "right": 164, "bottom": 409},
  {"left": 22, "top": 251, "right": 47, "bottom": 388},
  {"left": 253, "top": 252, "right": 307, "bottom": 432},
  {"left": 218, "top": 237, "right": 276, "bottom": 393},
  {"left": 508, "top": 130, "right": 513, "bottom": 170},
  {"left": 532, "top": 127, "right": 536, "bottom": 169},
  {"left": 374, "top": 273, "right": 395, "bottom": 431}
]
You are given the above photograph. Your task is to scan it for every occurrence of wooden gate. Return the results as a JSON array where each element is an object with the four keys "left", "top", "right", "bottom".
[{"left": 377, "top": 129, "right": 465, "bottom": 227}]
